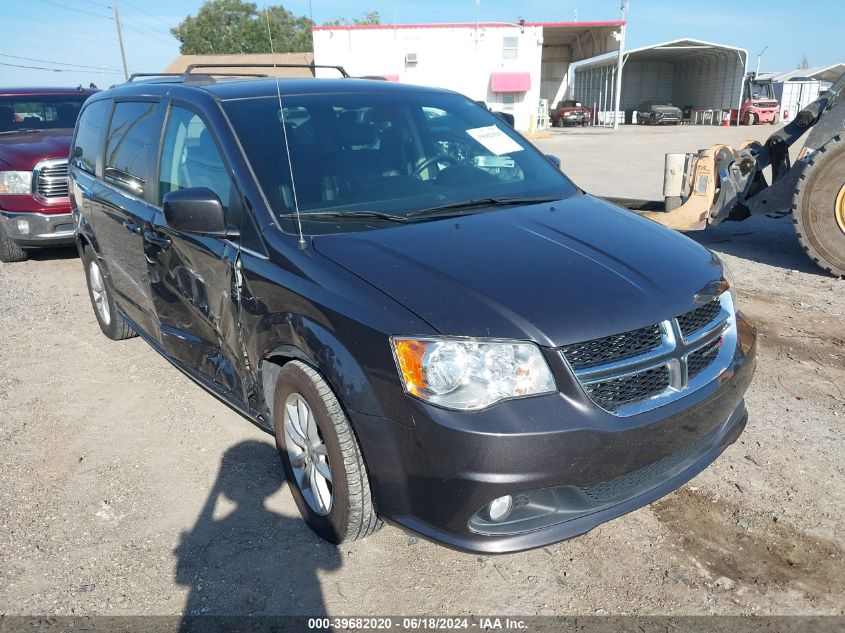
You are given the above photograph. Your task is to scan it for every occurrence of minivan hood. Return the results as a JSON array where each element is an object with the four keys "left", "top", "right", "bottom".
[
  {"left": 313, "top": 195, "right": 723, "bottom": 347},
  {"left": 0, "top": 128, "right": 72, "bottom": 170}
]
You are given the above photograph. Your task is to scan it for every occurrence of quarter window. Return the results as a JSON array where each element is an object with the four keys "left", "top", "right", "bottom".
[
  {"left": 503, "top": 37, "right": 518, "bottom": 60},
  {"left": 72, "top": 100, "right": 110, "bottom": 175},
  {"left": 159, "top": 107, "right": 231, "bottom": 209},
  {"left": 104, "top": 101, "right": 156, "bottom": 196}
]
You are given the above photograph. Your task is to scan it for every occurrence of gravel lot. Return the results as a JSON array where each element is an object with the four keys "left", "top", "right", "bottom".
[{"left": 0, "top": 125, "right": 842, "bottom": 618}]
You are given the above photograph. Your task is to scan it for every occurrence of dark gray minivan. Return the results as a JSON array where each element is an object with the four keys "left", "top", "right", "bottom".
[{"left": 69, "top": 70, "right": 756, "bottom": 553}]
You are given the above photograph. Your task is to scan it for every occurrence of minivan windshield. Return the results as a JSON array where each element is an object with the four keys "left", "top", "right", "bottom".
[
  {"left": 223, "top": 90, "right": 578, "bottom": 232},
  {"left": 0, "top": 94, "right": 88, "bottom": 133}
]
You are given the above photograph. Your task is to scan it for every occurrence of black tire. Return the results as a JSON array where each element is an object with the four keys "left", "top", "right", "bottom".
[
  {"left": 0, "top": 222, "right": 27, "bottom": 263},
  {"left": 81, "top": 245, "right": 137, "bottom": 340},
  {"left": 554, "top": 118, "right": 564, "bottom": 128},
  {"left": 274, "top": 360, "right": 381, "bottom": 544},
  {"left": 792, "top": 135, "right": 845, "bottom": 277},
  {"left": 743, "top": 111, "right": 756, "bottom": 126}
]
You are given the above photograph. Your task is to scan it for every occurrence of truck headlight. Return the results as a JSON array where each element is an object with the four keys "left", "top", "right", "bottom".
[
  {"left": 391, "top": 337, "right": 556, "bottom": 411},
  {"left": 0, "top": 171, "right": 33, "bottom": 195}
]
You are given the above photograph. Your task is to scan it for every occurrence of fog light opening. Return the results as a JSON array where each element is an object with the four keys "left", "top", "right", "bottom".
[
  {"left": 487, "top": 495, "right": 514, "bottom": 522},
  {"left": 16, "top": 219, "right": 30, "bottom": 235}
]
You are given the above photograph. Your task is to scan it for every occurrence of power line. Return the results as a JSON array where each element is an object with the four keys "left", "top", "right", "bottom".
[
  {"left": 39, "top": 0, "right": 113, "bottom": 20},
  {"left": 0, "top": 61, "right": 122, "bottom": 74},
  {"left": 122, "top": 0, "right": 176, "bottom": 31},
  {"left": 0, "top": 53, "right": 123, "bottom": 73},
  {"left": 118, "top": 12, "right": 176, "bottom": 42},
  {"left": 120, "top": 22, "right": 175, "bottom": 46}
]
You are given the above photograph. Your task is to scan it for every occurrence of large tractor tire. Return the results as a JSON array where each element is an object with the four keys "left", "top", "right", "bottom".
[{"left": 792, "top": 135, "right": 845, "bottom": 277}]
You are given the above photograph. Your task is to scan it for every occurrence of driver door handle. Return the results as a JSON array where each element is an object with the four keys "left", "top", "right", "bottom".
[
  {"left": 122, "top": 220, "right": 142, "bottom": 235},
  {"left": 143, "top": 230, "right": 171, "bottom": 249}
]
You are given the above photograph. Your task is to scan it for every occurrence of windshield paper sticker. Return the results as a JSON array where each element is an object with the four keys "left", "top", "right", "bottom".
[{"left": 466, "top": 125, "right": 524, "bottom": 156}]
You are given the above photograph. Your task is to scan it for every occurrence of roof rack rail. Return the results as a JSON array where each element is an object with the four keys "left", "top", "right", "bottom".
[
  {"left": 184, "top": 62, "right": 350, "bottom": 78},
  {"left": 127, "top": 73, "right": 184, "bottom": 82}
]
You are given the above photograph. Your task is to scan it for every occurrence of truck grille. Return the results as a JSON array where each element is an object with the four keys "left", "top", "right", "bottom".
[
  {"left": 560, "top": 294, "right": 734, "bottom": 415},
  {"left": 33, "top": 159, "right": 69, "bottom": 199}
]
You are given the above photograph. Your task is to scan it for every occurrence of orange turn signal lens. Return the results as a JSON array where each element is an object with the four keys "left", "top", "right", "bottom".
[{"left": 392, "top": 338, "right": 428, "bottom": 395}]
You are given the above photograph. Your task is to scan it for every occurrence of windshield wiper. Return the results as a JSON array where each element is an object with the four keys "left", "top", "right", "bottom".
[
  {"left": 278, "top": 210, "right": 410, "bottom": 223},
  {"left": 0, "top": 128, "right": 42, "bottom": 136},
  {"left": 405, "top": 196, "right": 563, "bottom": 219}
]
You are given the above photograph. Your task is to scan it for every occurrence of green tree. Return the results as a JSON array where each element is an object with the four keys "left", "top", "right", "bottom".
[
  {"left": 171, "top": 0, "right": 314, "bottom": 54},
  {"left": 323, "top": 10, "right": 381, "bottom": 26}
]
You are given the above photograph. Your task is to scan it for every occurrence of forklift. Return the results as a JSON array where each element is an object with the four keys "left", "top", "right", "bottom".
[{"left": 610, "top": 71, "right": 845, "bottom": 277}]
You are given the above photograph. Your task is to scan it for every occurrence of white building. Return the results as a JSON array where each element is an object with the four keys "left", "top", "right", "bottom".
[
  {"left": 312, "top": 21, "right": 624, "bottom": 130},
  {"left": 758, "top": 65, "right": 845, "bottom": 124}
]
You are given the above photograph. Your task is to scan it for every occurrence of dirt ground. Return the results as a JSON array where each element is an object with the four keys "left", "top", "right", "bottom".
[{"left": 0, "top": 125, "right": 842, "bottom": 618}]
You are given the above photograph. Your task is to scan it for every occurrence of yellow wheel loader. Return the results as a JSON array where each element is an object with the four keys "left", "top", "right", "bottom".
[{"left": 609, "top": 71, "right": 845, "bottom": 277}]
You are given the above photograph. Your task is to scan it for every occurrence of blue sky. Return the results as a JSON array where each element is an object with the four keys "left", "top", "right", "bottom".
[{"left": 0, "top": 0, "right": 841, "bottom": 87}]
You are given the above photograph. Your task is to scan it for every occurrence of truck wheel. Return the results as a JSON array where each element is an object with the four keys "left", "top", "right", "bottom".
[
  {"left": 81, "top": 245, "right": 137, "bottom": 339},
  {"left": 793, "top": 135, "right": 845, "bottom": 277},
  {"left": 743, "top": 112, "right": 756, "bottom": 126},
  {"left": 0, "top": 223, "right": 28, "bottom": 263},
  {"left": 274, "top": 360, "right": 382, "bottom": 544}
]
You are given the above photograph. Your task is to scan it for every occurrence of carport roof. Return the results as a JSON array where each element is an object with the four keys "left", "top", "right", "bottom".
[
  {"left": 575, "top": 38, "right": 748, "bottom": 71},
  {"left": 312, "top": 21, "right": 625, "bottom": 63},
  {"left": 759, "top": 63, "right": 845, "bottom": 84}
]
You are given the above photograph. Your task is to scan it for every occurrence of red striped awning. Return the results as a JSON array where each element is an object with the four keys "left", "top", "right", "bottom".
[{"left": 490, "top": 72, "right": 530, "bottom": 92}]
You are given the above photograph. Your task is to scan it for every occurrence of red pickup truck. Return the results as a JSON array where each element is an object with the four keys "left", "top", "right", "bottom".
[{"left": 0, "top": 87, "right": 95, "bottom": 262}]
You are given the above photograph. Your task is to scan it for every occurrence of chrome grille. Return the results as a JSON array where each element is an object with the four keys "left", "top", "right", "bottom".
[
  {"left": 560, "top": 324, "right": 662, "bottom": 370},
  {"left": 560, "top": 293, "right": 735, "bottom": 416},
  {"left": 33, "top": 159, "right": 69, "bottom": 199},
  {"left": 677, "top": 300, "right": 721, "bottom": 338}
]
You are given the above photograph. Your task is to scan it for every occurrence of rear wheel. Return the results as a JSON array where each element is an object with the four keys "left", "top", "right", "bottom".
[
  {"left": 0, "top": 223, "right": 27, "bottom": 263},
  {"left": 793, "top": 135, "right": 845, "bottom": 277},
  {"left": 274, "top": 360, "right": 382, "bottom": 544},
  {"left": 81, "top": 245, "right": 137, "bottom": 339}
]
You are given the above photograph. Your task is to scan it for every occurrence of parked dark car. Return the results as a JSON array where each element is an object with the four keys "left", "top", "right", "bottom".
[
  {"left": 0, "top": 87, "right": 95, "bottom": 262},
  {"left": 637, "top": 101, "right": 682, "bottom": 125},
  {"left": 550, "top": 100, "right": 592, "bottom": 127},
  {"left": 70, "top": 74, "right": 756, "bottom": 553}
]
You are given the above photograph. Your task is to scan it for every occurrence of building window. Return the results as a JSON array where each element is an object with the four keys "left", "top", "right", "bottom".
[
  {"left": 502, "top": 93, "right": 516, "bottom": 110},
  {"left": 503, "top": 37, "right": 518, "bottom": 60}
]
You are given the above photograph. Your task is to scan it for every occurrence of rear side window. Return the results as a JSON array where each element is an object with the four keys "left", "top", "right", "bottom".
[
  {"left": 158, "top": 106, "right": 232, "bottom": 209},
  {"left": 72, "top": 100, "right": 110, "bottom": 175},
  {"left": 104, "top": 101, "right": 157, "bottom": 196}
]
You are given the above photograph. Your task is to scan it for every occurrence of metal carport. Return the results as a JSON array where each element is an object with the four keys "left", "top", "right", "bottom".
[{"left": 574, "top": 38, "right": 748, "bottom": 126}]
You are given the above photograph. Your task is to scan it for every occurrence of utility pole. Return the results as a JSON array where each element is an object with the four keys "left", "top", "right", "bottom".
[
  {"left": 113, "top": 0, "right": 129, "bottom": 81},
  {"left": 754, "top": 46, "right": 768, "bottom": 77},
  {"left": 612, "top": 0, "right": 628, "bottom": 130}
]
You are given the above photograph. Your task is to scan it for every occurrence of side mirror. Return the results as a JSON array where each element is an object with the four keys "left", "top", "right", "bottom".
[
  {"left": 493, "top": 111, "right": 515, "bottom": 127},
  {"left": 545, "top": 154, "right": 562, "bottom": 169},
  {"left": 163, "top": 187, "right": 232, "bottom": 236}
]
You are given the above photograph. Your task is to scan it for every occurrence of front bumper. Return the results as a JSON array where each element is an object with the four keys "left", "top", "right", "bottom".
[
  {"left": 0, "top": 211, "right": 76, "bottom": 247},
  {"left": 353, "top": 313, "right": 756, "bottom": 554}
]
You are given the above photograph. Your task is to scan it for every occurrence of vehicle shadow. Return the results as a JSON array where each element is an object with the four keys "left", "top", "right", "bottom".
[
  {"left": 684, "top": 213, "right": 827, "bottom": 275},
  {"left": 26, "top": 245, "right": 79, "bottom": 261},
  {"left": 174, "top": 439, "right": 340, "bottom": 628}
]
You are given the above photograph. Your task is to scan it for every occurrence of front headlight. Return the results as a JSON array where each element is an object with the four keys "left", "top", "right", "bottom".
[
  {"left": 391, "top": 337, "right": 556, "bottom": 411},
  {"left": 716, "top": 254, "right": 738, "bottom": 307},
  {"left": 0, "top": 171, "right": 33, "bottom": 195}
]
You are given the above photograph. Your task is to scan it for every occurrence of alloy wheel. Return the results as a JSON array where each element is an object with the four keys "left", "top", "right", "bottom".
[
  {"left": 88, "top": 260, "right": 111, "bottom": 326},
  {"left": 283, "top": 392, "right": 333, "bottom": 515}
]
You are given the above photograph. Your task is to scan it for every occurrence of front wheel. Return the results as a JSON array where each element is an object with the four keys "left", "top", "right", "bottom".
[
  {"left": 274, "top": 360, "right": 382, "bottom": 544},
  {"left": 793, "top": 135, "right": 845, "bottom": 277},
  {"left": 0, "top": 223, "right": 27, "bottom": 262},
  {"left": 81, "top": 245, "right": 137, "bottom": 340},
  {"left": 743, "top": 111, "right": 756, "bottom": 126}
]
